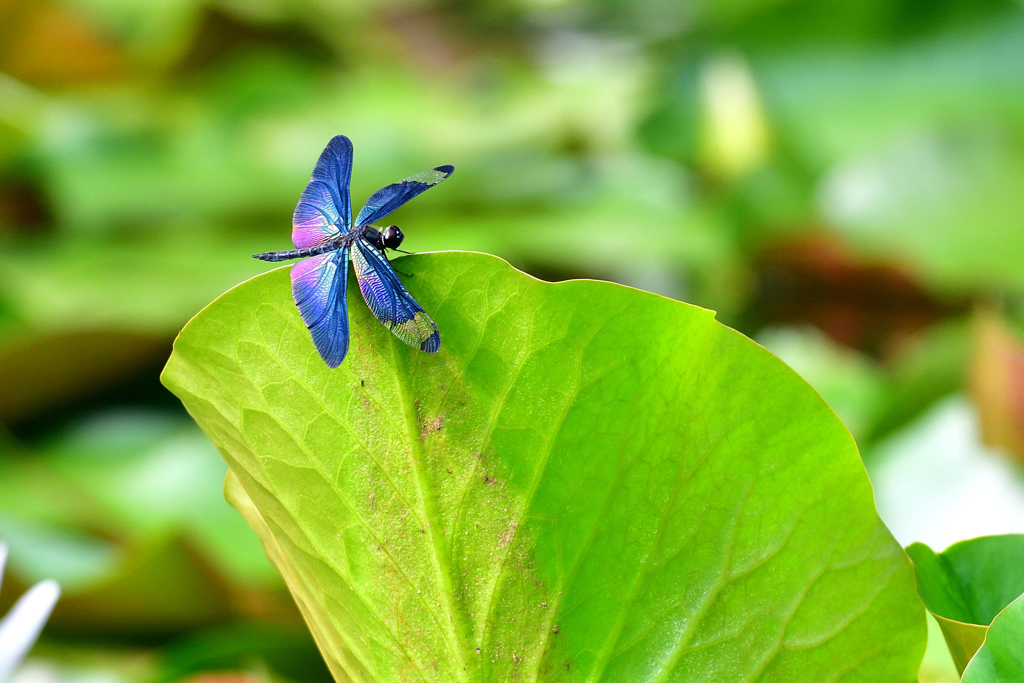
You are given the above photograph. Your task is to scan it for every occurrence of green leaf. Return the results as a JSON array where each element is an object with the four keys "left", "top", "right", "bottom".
[
  {"left": 866, "top": 319, "right": 970, "bottom": 448},
  {"left": 962, "top": 593, "right": 1024, "bottom": 682},
  {"left": 160, "top": 621, "right": 333, "bottom": 683},
  {"left": 0, "top": 531, "right": 234, "bottom": 637},
  {"left": 162, "top": 251, "right": 925, "bottom": 682},
  {"left": 0, "top": 231, "right": 271, "bottom": 333},
  {"left": 919, "top": 612, "right": 961, "bottom": 683},
  {"left": 0, "top": 513, "right": 120, "bottom": 591},
  {"left": 760, "top": 17, "right": 1024, "bottom": 170},
  {"left": 43, "top": 410, "right": 280, "bottom": 587},
  {"left": 930, "top": 614, "right": 988, "bottom": 678},
  {"left": 906, "top": 535, "right": 1024, "bottom": 674},
  {"left": 0, "top": 329, "right": 170, "bottom": 423},
  {"left": 822, "top": 131, "right": 1024, "bottom": 294},
  {"left": 756, "top": 325, "right": 887, "bottom": 443}
]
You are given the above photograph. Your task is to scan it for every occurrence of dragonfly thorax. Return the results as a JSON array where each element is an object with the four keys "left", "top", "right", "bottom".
[{"left": 362, "top": 224, "right": 404, "bottom": 252}]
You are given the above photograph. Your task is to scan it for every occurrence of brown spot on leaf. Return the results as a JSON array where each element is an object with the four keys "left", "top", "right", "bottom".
[
  {"left": 419, "top": 413, "right": 445, "bottom": 439},
  {"left": 499, "top": 522, "right": 518, "bottom": 549}
]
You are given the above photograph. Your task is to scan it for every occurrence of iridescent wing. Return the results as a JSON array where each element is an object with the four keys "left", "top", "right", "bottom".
[
  {"left": 290, "top": 248, "right": 350, "bottom": 367},
  {"left": 351, "top": 239, "right": 440, "bottom": 353},
  {"left": 354, "top": 165, "right": 454, "bottom": 228},
  {"left": 292, "top": 135, "right": 353, "bottom": 249}
]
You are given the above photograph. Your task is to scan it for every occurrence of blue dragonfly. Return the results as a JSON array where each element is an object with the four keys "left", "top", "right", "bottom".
[{"left": 254, "top": 135, "right": 453, "bottom": 367}]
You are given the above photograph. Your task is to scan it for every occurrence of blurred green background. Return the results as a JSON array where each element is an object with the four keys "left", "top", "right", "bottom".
[{"left": 2, "top": 0, "right": 1024, "bottom": 681}]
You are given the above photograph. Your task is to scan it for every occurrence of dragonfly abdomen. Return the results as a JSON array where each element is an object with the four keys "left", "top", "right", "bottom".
[{"left": 252, "top": 241, "right": 341, "bottom": 262}]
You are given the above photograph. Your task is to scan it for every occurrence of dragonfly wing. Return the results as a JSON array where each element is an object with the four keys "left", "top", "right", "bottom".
[
  {"left": 292, "top": 135, "right": 354, "bottom": 249},
  {"left": 354, "top": 165, "right": 453, "bottom": 228},
  {"left": 290, "top": 248, "right": 350, "bottom": 367},
  {"left": 352, "top": 239, "right": 440, "bottom": 353}
]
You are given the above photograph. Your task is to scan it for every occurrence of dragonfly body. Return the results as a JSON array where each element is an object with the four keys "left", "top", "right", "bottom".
[
  {"left": 253, "top": 224, "right": 387, "bottom": 262},
  {"left": 252, "top": 135, "right": 452, "bottom": 367}
]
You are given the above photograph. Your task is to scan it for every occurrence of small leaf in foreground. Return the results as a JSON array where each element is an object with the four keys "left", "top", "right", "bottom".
[
  {"left": 906, "top": 534, "right": 1024, "bottom": 674},
  {"left": 162, "top": 251, "right": 925, "bottom": 682},
  {"left": 961, "top": 593, "right": 1024, "bottom": 682}
]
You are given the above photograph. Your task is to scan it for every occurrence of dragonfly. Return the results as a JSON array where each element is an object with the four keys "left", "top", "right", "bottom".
[{"left": 253, "top": 135, "right": 453, "bottom": 368}]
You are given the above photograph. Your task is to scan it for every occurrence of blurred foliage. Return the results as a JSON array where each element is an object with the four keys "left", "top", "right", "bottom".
[
  {"left": 0, "top": 410, "right": 293, "bottom": 634},
  {"left": 971, "top": 311, "right": 1024, "bottom": 463},
  {"left": 1, "top": 0, "right": 1023, "bottom": 679}
]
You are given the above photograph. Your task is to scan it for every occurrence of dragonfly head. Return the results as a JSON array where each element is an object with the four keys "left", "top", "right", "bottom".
[{"left": 382, "top": 225, "right": 404, "bottom": 250}]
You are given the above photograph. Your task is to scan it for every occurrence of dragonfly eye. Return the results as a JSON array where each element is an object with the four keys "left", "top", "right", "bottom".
[{"left": 382, "top": 225, "right": 404, "bottom": 250}]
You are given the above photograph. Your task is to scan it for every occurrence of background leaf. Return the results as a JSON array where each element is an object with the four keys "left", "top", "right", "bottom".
[
  {"left": 906, "top": 535, "right": 1024, "bottom": 673},
  {"left": 0, "top": 410, "right": 293, "bottom": 636},
  {"left": 161, "top": 251, "right": 925, "bottom": 682},
  {"left": 970, "top": 312, "right": 1024, "bottom": 463}
]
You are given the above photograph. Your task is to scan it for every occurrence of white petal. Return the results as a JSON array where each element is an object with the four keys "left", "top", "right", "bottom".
[
  {"left": 0, "top": 580, "right": 60, "bottom": 683},
  {"left": 0, "top": 543, "right": 7, "bottom": 596}
]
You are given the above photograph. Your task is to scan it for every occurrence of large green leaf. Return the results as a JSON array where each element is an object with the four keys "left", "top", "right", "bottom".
[
  {"left": 962, "top": 593, "right": 1024, "bottom": 682},
  {"left": 755, "top": 325, "right": 887, "bottom": 443},
  {"left": 161, "top": 251, "right": 924, "bottom": 682},
  {"left": 906, "top": 535, "right": 1024, "bottom": 674}
]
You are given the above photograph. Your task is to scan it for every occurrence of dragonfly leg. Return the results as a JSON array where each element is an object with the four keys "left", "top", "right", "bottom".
[{"left": 384, "top": 251, "right": 413, "bottom": 278}]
